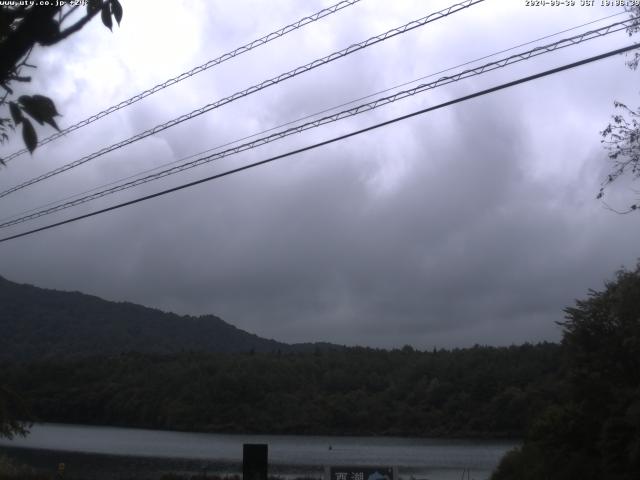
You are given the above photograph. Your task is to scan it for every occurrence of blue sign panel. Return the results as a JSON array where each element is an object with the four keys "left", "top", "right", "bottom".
[{"left": 329, "top": 466, "right": 394, "bottom": 480}]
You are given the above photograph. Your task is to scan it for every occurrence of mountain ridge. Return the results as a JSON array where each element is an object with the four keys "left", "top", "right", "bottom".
[{"left": 0, "top": 275, "right": 338, "bottom": 361}]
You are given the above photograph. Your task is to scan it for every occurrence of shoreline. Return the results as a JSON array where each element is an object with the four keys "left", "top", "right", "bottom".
[
  {"left": 1, "top": 425, "right": 513, "bottom": 480},
  {"left": 0, "top": 446, "right": 324, "bottom": 480},
  {"left": 5, "top": 421, "right": 522, "bottom": 444}
]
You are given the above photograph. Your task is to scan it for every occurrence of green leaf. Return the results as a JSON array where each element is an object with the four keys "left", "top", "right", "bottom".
[
  {"left": 19, "top": 100, "right": 43, "bottom": 126},
  {"left": 32, "top": 95, "right": 60, "bottom": 117},
  {"left": 18, "top": 95, "right": 60, "bottom": 131},
  {"left": 9, "top": 102, "right": 23, "bottom": 125},
  {"left": 101, "top": 3, "right": 112, "bottom": 31},
  {"left": 21, "top": 118, "right": 37, "bottom": 154},
  {"left": 110, "top": 0, "right": 123, "bottom": 26}
]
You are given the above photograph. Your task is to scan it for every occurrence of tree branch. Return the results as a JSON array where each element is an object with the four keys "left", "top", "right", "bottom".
[
  {"left": 53, "top": 7, "right": 101, "bottom": 43},
  {"left": 7, "top": 74, "right": 31, "bottom": 82},
  {"left": 59, "top": 5, "right": 79, "bottom": 25},
  {"left": 0, "top": 6, "right": 59, "bottom": 84}
]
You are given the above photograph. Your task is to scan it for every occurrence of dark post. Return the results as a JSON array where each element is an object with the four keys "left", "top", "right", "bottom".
[
  {"left": 56, "top": 463, "right": 65, "bottom": 479},
  {"left": 243, "top": 443, "right": 268, "bottom": 480}
]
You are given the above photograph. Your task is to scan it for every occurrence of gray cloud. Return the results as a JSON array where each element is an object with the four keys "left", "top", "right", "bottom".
[{"left": 1, "top": 0, "right": 639, "bottom": 349}]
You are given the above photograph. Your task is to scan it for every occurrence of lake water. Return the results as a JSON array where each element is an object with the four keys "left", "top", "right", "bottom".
[{"left": 0, "top": 423, "right": 517, "bottom": 480}]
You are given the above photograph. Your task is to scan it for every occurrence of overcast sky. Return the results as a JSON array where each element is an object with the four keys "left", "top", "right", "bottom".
[{"left": 1, "top": 0, "right": 639, "bottom": 349}]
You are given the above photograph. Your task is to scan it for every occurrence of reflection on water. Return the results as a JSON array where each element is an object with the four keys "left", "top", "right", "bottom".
[{"left": 0, "top": 423, "right": 518, "bottom": 480}]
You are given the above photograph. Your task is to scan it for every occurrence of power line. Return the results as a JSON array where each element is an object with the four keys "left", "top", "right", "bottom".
[
  {"left": 2, "top": 11, "right": 624, "bottom": 226},
  {"left": 0, "top": 17, "right": 633, "bottom": 229},
  {"left": 0, "top": 11, "right": 626, "bottom": 228},
  {"left": 1, "top": 0, "right": 364, "bottom": 163},
  {"left": 0, "top": 0, "right": 484, "bottom": 200},
  {"left": 1, "top": 43, "right": 637, "bottom": 245}
]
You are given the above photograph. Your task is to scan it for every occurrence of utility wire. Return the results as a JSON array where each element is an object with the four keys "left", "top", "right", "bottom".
[
  {"left": 1, "top": 13, "right": 623, "bottom": 227},
  {"left": 1, "top": 43, "right": 637, "bottom": 245},
  {"left": 0, "top": 9, "right": 628, "bottom": 228},
  {"left": 1, "top": 10, "right": 624, "bottom": 225},
  {"left": 0, "top": 17, "right": 634, "bottom": 229},
  {"left": 0, "top": 0, "right": 484, "bottom": 200},
  {"left": 1, "top": 0, "right": 364, "bottom": 163}
]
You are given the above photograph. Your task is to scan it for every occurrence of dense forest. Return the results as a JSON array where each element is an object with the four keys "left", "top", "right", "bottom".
[
  {"left": 0, "top": 275, "right": 562, "bottom": 439},
  {"left": 492, "top": 263, "right": 640, "bottom": 480},
  {"left": 2, "top": 343, "right": 562, "bottom": 438},
  {"left": 2, "top": 263, "right": 639, "bottom": 479}
]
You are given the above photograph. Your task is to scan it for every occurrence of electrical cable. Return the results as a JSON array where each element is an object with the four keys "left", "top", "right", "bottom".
[
  {"left": 1, "top": 0, "right": 364, "bottom": 163},
  {"left": 0, "top": 17, "right": 634, "bottom": 229},
  {"left": 1, "top": 42, "right": 637, "bottom": 244},
  {"left": 1, "top": 10, "right": 625, "bottom": 225},
  {"left": 0, "top": 0, "right": 484, "bottom": 199}
]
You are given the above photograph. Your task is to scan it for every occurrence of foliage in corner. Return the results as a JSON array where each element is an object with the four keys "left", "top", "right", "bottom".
[
  {"left": 599, "top": 6, "right": 640, "bottom": 213},
  {"left": 0, "top": 385, "right": 31, "bottom": 440},
  {"left": 0, "top": 0, "right": 122, "bottom": 443},
  {"left": 492, "top": 261, "right": 640, "bottom": 480},
  {"left": 0, "top": 0, "right": 123, "bottom": 164}
]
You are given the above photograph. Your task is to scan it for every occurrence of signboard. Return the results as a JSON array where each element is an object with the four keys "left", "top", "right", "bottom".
[{"left": 329, "top": 466, "right": 394, "bottom": 480}]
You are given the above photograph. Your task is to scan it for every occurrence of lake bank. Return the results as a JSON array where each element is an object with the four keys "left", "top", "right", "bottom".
[
  {"left": 1, "top": 446, "right": 244, "bottom": 480},
  {"left": 0, "top": 445, "right": 498, "bottom": 480},
  {"left": 0, "top": 423, "right": 518, "bottom": 480}
]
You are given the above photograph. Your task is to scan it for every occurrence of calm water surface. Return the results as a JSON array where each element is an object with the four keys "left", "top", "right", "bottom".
[{"left": 0, "top": 423, "right": 518, "bottom": 480}]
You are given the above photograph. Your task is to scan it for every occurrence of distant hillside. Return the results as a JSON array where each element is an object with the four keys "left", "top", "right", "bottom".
[{"left": 0, "top": 275, "right": 323, "bottom": 361}]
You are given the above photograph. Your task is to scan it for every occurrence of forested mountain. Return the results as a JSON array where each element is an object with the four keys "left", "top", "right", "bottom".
[
  {"left": 0, "top": 275, "right": 314, "bottom": 360},
  {"left": 2, "top": 344, "right": 562, "bottom": 438},
  {"left": 0, "top": 275, "right": 567, "bottom": 439}
]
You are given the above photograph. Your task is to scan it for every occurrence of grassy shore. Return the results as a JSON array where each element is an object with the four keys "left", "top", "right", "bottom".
[
  {"left": 0, "top": 447, "right": 324, "bottom": 480},
  {"left": 0, "top": 447, "right": 237, "bottom": 480}
]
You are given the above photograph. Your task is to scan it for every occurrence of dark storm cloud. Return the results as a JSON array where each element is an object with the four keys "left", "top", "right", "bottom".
[
  {"left": 1, "top": 0, "right": 639, "bottom": 348},
  {"left": 0, "top": 99, "right": 614, "bottom": 348}
]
